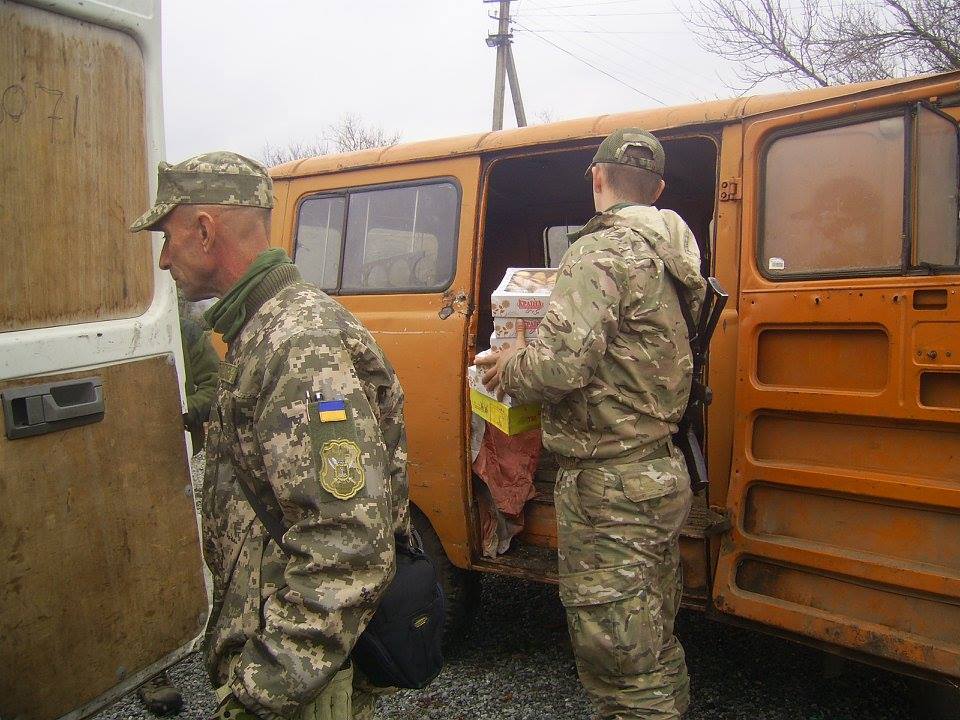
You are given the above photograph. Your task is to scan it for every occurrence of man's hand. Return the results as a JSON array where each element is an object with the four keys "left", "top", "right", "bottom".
[{"left": 475, "top": 323, "right": 527, "bottom": 399}]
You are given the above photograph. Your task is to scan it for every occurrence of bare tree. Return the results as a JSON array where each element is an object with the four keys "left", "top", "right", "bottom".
[
  {"left": 685, "top": 0, "right": 960, "bottom": 90},
  {"left": 326, "top": 112, "right": 401, "bottom": 153},
  {"left": 534, "top": 109, "right": 557, "bottom": 124},
  {"left": 261, "top": 137, "right": 329, "bottom": 167},
  {"left": 260, "top": 114, "right": 401, "bottom": 166}
]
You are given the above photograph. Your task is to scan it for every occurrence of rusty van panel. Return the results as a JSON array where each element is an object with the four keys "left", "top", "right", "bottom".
[
  {"left": 755, "top": 327, "right": 888, "bottom": 391},
  {"left": 714, "top": 79, "right": 960, "bottom": 680},
  {"left": 0, "top": 357, "right": 207, "bottom": 720},
  {"left": 743, "top": 483, "right": 960, "bottom": 573},
  {"left": 736, "top": 559, "right": 960, "bottom": 670},
  {"left": 0, "top": 2, "right": 153, "bottom": 333},
  {"left": 920, "top": 372, "right": 960, "bottom": 409},
  {"left": 751, "top": 412, "right": 960, "bottom": 482}
]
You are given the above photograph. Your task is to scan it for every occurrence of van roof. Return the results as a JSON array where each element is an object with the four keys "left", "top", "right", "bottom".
[{"left": 271, "top": 71, "right": 960, "bottom": 180}]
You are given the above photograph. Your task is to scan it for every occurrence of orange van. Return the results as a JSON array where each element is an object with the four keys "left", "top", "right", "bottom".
[{"left": 268, "top": 70, "right": 960, "bottom": 690}]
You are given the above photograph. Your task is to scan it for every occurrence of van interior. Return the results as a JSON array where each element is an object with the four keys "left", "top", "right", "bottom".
[{"left": 472, "top": 135, "right": 719, "bottom": 595}]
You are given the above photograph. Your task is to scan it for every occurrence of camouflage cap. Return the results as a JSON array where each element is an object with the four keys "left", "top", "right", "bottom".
[
  {"left": 130, "top": 151, "right": 274, "bottom": 232},
  {"left": 584, "top": 128, "right": 665, "bottom": 180}
]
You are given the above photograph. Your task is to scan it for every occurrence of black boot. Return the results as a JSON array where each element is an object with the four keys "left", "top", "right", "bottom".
[{"left": 137, "top": 670, "right": 184, "bottom": 716}]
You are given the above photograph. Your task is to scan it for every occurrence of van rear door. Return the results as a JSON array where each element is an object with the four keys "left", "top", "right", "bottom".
[
  {"left": 713, "top": 72, "right": 960, "bottom": 680},
  {"left": 0, "top": 2, "right": 208, "bottom": 718}
]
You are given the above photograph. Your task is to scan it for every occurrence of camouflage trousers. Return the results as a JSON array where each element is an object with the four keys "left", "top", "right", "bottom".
[
  {"left": 555, "top": 447, "right": 693, "bottom": 720},
  {"left": 298, "top": 664, "right": 380, "bottom": 720},
  {"left": 216, "top": 662, "right": 379, "bottom": 719}
]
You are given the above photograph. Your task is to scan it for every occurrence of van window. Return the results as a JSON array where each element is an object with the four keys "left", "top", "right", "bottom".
[
  {"left": 341, "top": 182, "right": 459, "bottom": 293},
  {"left": 295, "top": 180, "right": 459, "bottom": 294},
  {"left": 544, "top": 225, "right": 579, "bottom": 267},
  {"left": 761, "top": 116, "right": 905, "bottom": 277},
  {"left": 0, "top": 10, "right": 153, "bottom": 332},
  {"left": 915, "top": 106, "right": 960, "bottom": 267},
  {"left": 294, "top": 195, "right": 345, "bottom": 291}
]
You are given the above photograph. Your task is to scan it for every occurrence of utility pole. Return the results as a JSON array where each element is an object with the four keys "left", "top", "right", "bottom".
[{"left": 485, "top": 0, "right": 527, "bottom": 131}]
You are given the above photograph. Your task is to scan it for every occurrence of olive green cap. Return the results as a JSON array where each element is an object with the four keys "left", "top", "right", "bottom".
[
  {"left": 130, "top": 151, "right": 274, "bottom": 232},
  {"left": 584, "top": 128, "right": 665, "bottom": 180}
]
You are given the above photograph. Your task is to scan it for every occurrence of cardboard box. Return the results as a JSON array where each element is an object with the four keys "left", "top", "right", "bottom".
[
  {"left": 488, "top": 334, "right": 515, "bottom": 353},
  {"left": 492, "top": 316, "right": 541, "bottom": 338},
  {"left": 467, "top": 363, "right": 517, "bottom": 405},
  {"left": 469, "top": 388, "right": 540, "bottom": 435},
  {"left": 490, "top": 268, "right": 558, "bottom": 318}
]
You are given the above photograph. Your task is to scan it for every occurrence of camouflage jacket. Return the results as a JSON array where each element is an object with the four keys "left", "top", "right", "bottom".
[
  {"left": 501, "top": 204, "right": 706, "bottom": 464},
  {"left": 202, "top": 264, "right": 409, "bottom": 720}
]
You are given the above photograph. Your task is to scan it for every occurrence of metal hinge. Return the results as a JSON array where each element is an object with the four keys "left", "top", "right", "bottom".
[{"left": 719, "top": 177, "right": 741, "bottom": 202}]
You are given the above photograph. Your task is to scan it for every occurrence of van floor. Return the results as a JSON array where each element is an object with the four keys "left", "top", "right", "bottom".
[{"left": 476, "top": 491, "right": 714, "bottom": 585}]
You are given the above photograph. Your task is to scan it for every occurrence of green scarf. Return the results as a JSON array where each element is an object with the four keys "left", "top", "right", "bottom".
[{"left": 204, "top": 248, "right": 293, "bottom": 343}]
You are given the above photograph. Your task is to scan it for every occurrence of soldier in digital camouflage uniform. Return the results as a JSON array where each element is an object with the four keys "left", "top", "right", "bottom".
[
  {"left": 478, "top": 129, "right": 706, "bottom": 719},
  {"left": 131, "top": 152, "right": 409, "bottom": 720}
]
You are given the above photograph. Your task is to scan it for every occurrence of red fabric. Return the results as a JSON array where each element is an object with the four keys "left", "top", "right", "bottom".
[{"left": 473, "top": 424, "right": 541, "bottom": 515}]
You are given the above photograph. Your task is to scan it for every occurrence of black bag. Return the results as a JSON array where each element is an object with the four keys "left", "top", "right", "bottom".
[
  {"left": 233, "top": 472, "right": 445, "bottom": 689},
  {"left": 350, "top": 532, "right": 445, "bottom": 688}
]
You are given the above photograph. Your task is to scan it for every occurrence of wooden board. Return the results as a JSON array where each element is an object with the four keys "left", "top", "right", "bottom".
[
  {"left": 0, "top": 1, "right": 153, "bottom": 332},
  {"left": 0, "top": 356, "right": 207, "bottom": 720}
]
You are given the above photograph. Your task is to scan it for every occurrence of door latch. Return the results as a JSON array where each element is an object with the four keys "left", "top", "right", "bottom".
[
  {"left": 719, "top": 178, "right": 742, "bottom": 202},
  {"left": 2, "top": 377, "right": 104, "bottom": 439}
]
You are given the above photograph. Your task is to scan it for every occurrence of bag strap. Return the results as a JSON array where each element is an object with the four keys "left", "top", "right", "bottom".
[{"left": 235, "top": 471, "right": 289, "bottom": 550}]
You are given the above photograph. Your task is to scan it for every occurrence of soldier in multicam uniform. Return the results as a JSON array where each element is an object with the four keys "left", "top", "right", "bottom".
[
  {"left": 131, "top": 152, "right": 409, "bottom": 720},
  {"left": 478, "top": 129, "right": 706, "bottom": 719}
]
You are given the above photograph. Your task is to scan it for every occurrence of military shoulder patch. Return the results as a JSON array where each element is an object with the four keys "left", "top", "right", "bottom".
[{"left": 319, "top": 439, "right": 365, "bottom": 500}]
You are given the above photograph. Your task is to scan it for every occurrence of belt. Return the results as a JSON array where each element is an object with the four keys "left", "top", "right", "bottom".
[{"left": 556, "top": 439, "right": 671, "bottom": 470}]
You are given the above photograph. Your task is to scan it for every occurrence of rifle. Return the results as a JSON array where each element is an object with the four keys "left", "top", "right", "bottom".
[{"left": 671, "top": 276, "right": 728, "bottom": 494}]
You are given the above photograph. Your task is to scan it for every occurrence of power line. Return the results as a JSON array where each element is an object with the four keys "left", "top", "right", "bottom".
[
  {"left": 519, "top": 11, "right": 686, "bottom": 16},
  {"left": 530, "top": 0, "right": 652, "bottom": 8},
  {"left": 512, "top": 20, "right": 667, "bottom": 105},
  {"left": 518, "top": 10, "right": 683, "bottom": 100},
  {"left": 522, "top": 0, "right": 683, "bottom": 86},
  {"left": 516, "top": 28, "right": 688, "bottom": 34},
  {"left": 523, "top": 0, "right": 717, "bottom": 96}
]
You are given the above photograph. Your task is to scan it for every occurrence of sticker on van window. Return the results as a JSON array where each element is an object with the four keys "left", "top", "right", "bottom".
[{"left": 768, "top": 257, "right": 785, "bottom": 271}]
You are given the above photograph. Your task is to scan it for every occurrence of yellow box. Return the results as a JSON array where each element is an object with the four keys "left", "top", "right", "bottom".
[{"left": 469, "top": 388, "right": 541, "bottom": 435}]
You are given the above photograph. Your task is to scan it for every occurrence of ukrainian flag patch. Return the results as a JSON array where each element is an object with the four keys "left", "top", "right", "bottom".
[{"left": 316, "top": 398, "right": 348, "bottom": 423}]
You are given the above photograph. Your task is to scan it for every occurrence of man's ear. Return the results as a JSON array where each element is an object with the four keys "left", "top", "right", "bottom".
[
  {"left": 196, "top": 211, "right": 216, "bottom": 252},
  {"left": 652, "top": 178, "right": 665, "bottom": 204},
  {"left": 592, "top": 164, "right": 604, "bottom": 196}
]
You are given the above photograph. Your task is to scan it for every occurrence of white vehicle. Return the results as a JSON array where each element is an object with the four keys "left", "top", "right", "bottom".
[{"left": 0, "top": 1, "right": 207, "bottom": 717}]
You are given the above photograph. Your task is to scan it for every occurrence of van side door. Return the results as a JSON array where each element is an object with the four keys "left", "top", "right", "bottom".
[
  {"left": 280, "top": 157, "right": 482, "bottom": 568},
  {"left": 713, "top": 73, "right": 960, "bottom": 680}
]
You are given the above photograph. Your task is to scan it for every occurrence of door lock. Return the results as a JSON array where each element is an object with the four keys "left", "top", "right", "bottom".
[{"left": 2, "top": 377, "right": 104, "bottom": 440}]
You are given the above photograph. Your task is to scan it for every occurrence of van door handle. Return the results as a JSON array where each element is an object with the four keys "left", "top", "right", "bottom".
[
  {"left": 41, "top": 381, "right": 104, "bottom": 421},
  {"left": 2, "top": 377, "right": 104, "bottom": 439}
]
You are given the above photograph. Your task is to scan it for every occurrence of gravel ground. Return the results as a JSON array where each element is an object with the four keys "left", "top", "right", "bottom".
[{"left": 96, "top": 573, "right": 928, "bottom": 720}]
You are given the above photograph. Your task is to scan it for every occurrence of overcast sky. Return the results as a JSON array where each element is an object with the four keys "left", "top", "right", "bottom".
[{"left": 161, "top": 0, "right": 791, "bottom": 163}]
